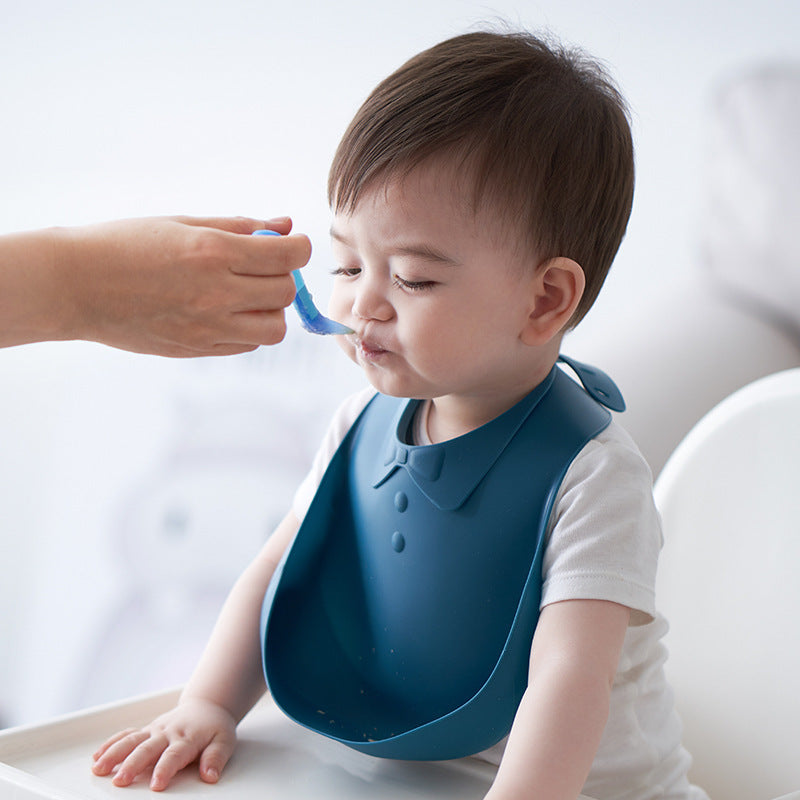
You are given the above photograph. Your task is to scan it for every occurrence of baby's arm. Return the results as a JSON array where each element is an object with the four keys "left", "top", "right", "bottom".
[
  {"left": 92, "top": 511, "right": 300, "bottom": 791},
  {"left": 485, "top": 599, "right": 630, "bottom": 800}
]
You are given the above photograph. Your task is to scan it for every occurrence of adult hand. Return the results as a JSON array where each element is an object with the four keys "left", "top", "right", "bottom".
[{"left": 0, "top": 215, "right": 312, "bottom": 356}]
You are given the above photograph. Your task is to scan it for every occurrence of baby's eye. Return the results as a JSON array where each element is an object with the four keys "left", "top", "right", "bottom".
[
  {"left": 331, "top": 266, "right": 361, "bottom": 278},
  {"left": 392, "top": 275, "right": 435, "bottom": 292}
]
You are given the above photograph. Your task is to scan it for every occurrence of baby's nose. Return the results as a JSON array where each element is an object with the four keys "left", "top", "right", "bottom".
[{"left": 352, "top": 278, "right": 394, "bottom": 321}]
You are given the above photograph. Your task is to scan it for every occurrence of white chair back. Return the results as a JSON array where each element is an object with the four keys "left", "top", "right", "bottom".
[{"left": 655, "top": 369, "right": 800, "bottom": 800}]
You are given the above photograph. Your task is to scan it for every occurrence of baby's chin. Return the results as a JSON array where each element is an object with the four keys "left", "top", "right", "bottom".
[
  {"left": 359, "top": 369, "right": 424, "bottom": 401},
  {"left": 335, "top": 336, "right": 356, "bottom": 361}
]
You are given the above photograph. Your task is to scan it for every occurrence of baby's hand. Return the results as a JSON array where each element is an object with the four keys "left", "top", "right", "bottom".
[{"left": 91, "top": 697, "right": 237, "bottom": 791}]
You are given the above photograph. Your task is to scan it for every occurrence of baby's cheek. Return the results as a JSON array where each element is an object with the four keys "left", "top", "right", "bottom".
[
  {"left": 327, "top": 291, "right": 347, "bottom": 320},
  {"left": 336, "top": 336, "right": 357, "bottom": 363}
]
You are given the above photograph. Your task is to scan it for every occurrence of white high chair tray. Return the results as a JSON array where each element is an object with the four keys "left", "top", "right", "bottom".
[{"left": 0, "top": 689, "right": 496, "bottom": 799}]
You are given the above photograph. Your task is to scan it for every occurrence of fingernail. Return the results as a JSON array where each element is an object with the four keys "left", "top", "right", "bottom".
[
  {"left": 206, "top": 767, "right": 220, "bottom": 782},
  {"left": 266, "top": 216, "right": 291, "bottom": 224}
]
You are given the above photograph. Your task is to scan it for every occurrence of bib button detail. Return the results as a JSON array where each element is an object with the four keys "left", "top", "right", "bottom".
[{"left": 394, "top": 491, "right": 409, "bottom": 512}]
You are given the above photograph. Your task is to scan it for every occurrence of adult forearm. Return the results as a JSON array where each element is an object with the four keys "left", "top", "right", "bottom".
[
  {"left": 0, "top": 228, "right": 76, "bottom": 347},
  {"left": 0, "top": 216, "right": 309, "bottom": 356}
]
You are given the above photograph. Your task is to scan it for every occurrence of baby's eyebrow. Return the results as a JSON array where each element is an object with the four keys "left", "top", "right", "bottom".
[
  {"left": 330, "top": 227, "right": 458, "bottom": 266},
  {"left": 329, "top": 226, "right": 351, "bottom": 246},
  {"left": 390, "top": 243, "right": 459, "bottom": 265}
]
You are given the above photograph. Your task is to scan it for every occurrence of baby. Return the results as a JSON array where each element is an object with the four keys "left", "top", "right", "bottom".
[{"left": 93, "top": 29, "right": 708, "bottom": 800}]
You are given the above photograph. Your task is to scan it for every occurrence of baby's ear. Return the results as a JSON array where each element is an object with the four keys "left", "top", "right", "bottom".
[{"left": 520, "top": 257, "right": 585, "bottom": 346}]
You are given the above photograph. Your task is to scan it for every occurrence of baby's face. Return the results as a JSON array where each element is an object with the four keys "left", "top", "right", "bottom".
[{"left": 328, "top": 160, "right": 549, "bottom": 423}]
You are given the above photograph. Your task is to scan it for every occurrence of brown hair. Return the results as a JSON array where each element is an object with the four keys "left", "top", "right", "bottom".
[{"left": 328, "top": 30, "right": 635, "bottom": 325}]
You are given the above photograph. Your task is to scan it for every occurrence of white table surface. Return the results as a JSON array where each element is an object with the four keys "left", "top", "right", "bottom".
[{"left": 0, "top": 689, "right": 498, "bottom": 799}]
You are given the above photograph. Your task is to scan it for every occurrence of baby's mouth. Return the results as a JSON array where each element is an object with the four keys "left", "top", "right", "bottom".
[{"left": 354, "top": 336, "right": 389, "bottom": 359}]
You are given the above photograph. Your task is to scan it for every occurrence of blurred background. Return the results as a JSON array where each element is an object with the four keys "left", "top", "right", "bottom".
[{"left": 2, "top": 0, "right": 799, "bottom": 728}]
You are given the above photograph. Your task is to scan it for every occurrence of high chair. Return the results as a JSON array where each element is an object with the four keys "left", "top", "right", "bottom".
[
  {"left": 3, "top": 371, "right": 798, "bottom": 799},
  {"left": 654, "top": 368, "right": 800, "bottom": 800}
]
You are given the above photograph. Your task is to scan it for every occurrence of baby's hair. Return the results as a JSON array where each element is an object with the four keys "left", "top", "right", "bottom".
[{"left": 328, "top": 29, "right": 635, "bottom": 326}]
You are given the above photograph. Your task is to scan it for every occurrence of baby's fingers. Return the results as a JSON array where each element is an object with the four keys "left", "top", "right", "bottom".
[
  {"left": 110, "top": 733, "right": 171, "bottom": 787},
  {"left": 149, "top": 739, "right": 207, "bottom": 792},
  {"left": 92, "top": 728, "right": 140, "bottom": 762},
  {"left": 197, "top": 731, "right": 237, "bottom": 785},
  {"left": 91, "top": 730, "right": 150, "bottom": 776}
]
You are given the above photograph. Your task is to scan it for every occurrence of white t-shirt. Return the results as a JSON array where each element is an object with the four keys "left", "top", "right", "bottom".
[{"left": 292, "top": 386, "right": 709, "bottom": 800}]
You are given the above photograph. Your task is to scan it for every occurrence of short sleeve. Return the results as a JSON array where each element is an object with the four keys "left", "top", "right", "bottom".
[{"left": 540, "top": 421, "right": 662, "bottom": 624}]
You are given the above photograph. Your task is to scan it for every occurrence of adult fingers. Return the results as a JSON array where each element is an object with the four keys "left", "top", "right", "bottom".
[
  {"left": 195, "top": 309, "right": 290, "bottom": 353},
  {"left": 229, "top": 274, "right": 298, "bottom": 312},
  {"left": 228, "top": 309, "right": 296, "bottom": 347},
  {"left": 230, "top": 232, "right": 312, "bottom": 277},
  {"left": 172, "top": 215, "right": 294, "bottom": 236},
  {"left": 132, "top": 319, "right": 286, "bottom": 358}
]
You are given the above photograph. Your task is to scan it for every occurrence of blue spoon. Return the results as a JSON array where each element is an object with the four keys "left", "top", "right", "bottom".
[{"left": 253, "top": 229, "right": 353, "bottom": 335}]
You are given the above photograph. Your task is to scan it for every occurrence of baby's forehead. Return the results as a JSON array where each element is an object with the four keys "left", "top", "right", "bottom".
[
  {"left": 331, "top": 181, "right": 533, "bottom": 271},
  {"left": 342, "top": 156, "right": 505, "bottom": 223}
]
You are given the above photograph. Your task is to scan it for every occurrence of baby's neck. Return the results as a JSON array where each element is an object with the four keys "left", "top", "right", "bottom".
[{"left": 424, "top": 367, "right": 555, "bottom": 444}]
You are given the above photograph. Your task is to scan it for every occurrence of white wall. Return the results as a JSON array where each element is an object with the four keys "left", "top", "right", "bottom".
[{"left": 1, "top": 0, "right": 798, "bottom": 727}]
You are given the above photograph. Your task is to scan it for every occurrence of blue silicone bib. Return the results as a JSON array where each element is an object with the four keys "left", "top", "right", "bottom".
[{"left": 261, "top": 358, "right": 622, "bottom": 759}]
